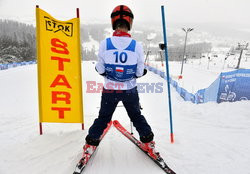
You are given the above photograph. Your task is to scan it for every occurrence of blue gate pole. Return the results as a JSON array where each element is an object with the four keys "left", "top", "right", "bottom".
[{"left": 161, "top": 5, "right": 174, "bottom": 143}]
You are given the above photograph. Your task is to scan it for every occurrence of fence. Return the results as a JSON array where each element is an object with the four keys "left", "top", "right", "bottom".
[
  {"left": 146, "top": 65, "right": 250, "bottom": 104},
  {"left": 217, "top": 69, "right": 250, "bottom": 103},
  {"left": 0, "top": 61, "right": 36, "bottom": 70}
]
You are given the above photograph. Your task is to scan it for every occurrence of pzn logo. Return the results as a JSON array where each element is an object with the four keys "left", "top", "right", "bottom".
[{"left": 44, "top": 16, "right": 73, "bottom": 37}]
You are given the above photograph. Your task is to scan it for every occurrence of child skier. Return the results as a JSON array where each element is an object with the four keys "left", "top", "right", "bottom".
[{"left": 83, "top": 5, "right": 158, "bottom": 158}]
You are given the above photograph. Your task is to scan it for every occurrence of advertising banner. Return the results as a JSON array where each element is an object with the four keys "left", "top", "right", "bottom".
[{"left": 218, "top": 69, "right": 250, "bottom": 103}]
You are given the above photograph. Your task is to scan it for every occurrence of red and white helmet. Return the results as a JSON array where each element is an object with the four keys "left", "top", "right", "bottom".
[{"left": 111, "top": 5, "right": 134, "bottom": 31}]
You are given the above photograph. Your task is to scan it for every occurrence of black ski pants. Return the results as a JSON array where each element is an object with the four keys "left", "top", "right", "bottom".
[{"left": 88, "top": 87, "right": 153, "bottom": 140}]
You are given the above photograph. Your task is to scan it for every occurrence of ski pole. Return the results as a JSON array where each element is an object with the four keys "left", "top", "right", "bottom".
[{"left": 130, "top": 121, "right": 134, "bottom": 135}]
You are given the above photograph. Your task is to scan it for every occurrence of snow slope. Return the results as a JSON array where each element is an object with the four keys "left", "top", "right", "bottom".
[
  {"left": 149, "top": 53, "right": 250, "bottom": 93},
  {"left": 0, "top": 62, "right": 250, "bottom": 174}
]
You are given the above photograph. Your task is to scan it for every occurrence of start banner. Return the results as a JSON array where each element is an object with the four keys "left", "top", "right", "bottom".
[{"left": 36, "top": 7, "right": 83, "bottom": 124}]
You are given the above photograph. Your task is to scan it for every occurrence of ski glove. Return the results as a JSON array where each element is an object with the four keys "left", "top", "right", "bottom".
[
  {"left": 95, "top": 67, "right": 106, "bottom": 77},
  {"left": 135, "top": 69, "right": 147, "bottom": 78}
]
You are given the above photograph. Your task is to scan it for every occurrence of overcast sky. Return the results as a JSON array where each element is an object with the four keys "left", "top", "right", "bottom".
[{"left": 0, "top": 0, "right": 250, "bottom": 28}]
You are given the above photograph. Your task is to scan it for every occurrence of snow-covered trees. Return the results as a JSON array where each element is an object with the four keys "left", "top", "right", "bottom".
[{"left": 0, "top": 20, "right": 36, "bottom": 64}]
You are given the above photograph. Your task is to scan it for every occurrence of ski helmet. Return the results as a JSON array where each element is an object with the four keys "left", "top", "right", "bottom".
[{"left": 111, "top": 5, "right": 134, "bottom": 31}]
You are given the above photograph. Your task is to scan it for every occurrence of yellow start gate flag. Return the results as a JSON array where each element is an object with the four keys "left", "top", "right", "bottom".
[{"left": 36, "top": 7, "right": 83, "bottom": 126}]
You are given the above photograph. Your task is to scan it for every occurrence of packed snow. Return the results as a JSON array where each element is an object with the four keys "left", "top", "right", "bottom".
[{"left": 0, "top": 61, "right": 250, "bottom": 174}]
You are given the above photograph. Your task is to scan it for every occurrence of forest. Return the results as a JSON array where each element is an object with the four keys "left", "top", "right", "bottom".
[{"left": 0, "top": 20, "right": 213, "bottom": 63}]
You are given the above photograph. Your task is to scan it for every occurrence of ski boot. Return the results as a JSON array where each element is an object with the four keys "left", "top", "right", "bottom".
[
  {"left": 140, "top": 141, "right": 160, "bottom": 160},
  {"left": 73, "top": 144, "right": 97, "bottom": 174},
  {"left": 82, "top": 144, "right": 96, "bottom": 160}
]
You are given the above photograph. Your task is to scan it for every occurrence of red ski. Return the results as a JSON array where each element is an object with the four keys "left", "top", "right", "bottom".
[
  {"left": 73, "top": 121, "right": 112, "bottom": 174},
  {"left": 113, "top": 120, "right": 176, "bottom": 174}
]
